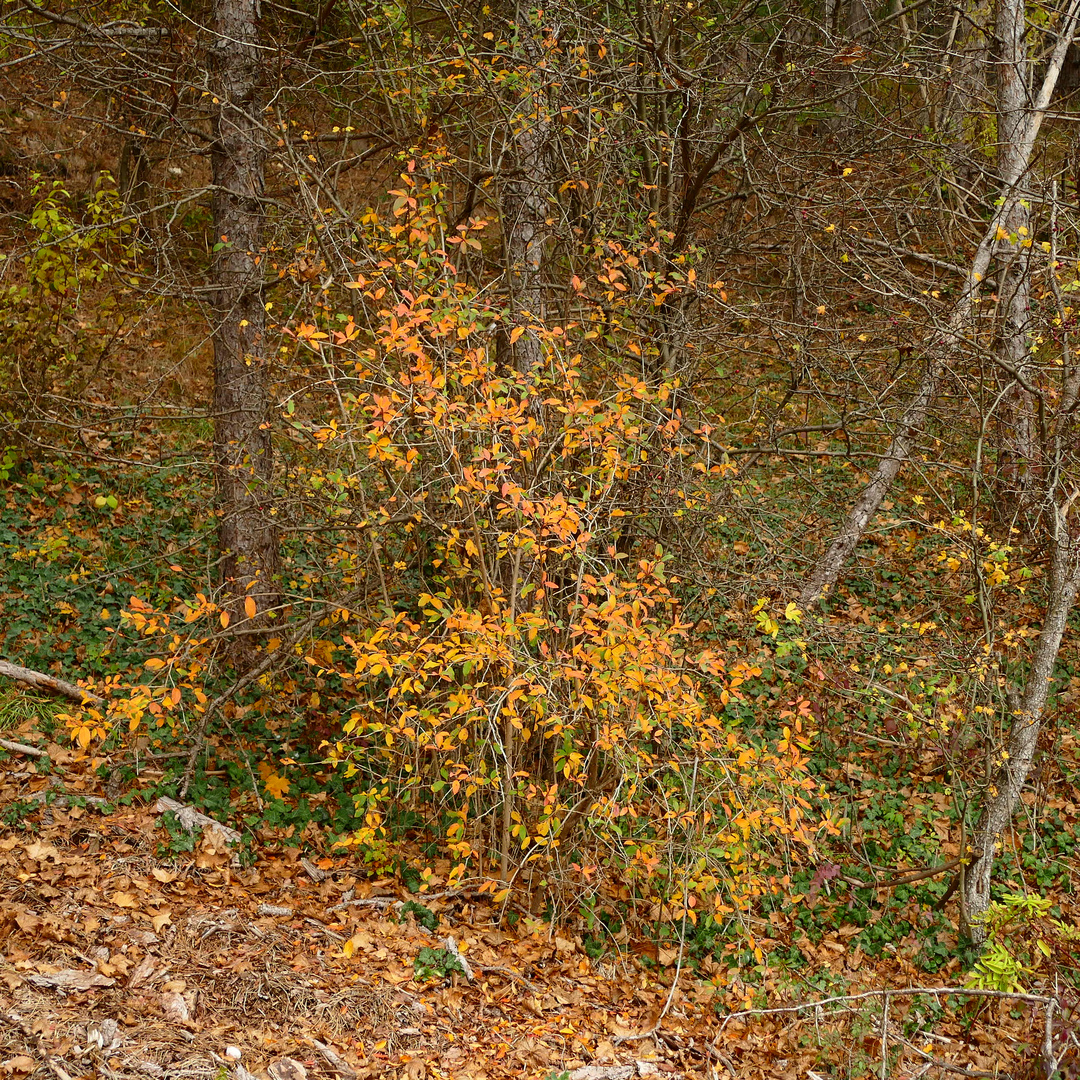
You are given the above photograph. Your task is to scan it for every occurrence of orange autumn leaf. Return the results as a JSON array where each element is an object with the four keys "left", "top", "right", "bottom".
[{"left": 265, "top": 774, "right": 290, "bottom": 799}]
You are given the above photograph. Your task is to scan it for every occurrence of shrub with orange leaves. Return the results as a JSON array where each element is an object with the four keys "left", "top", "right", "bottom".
[{"left": 295, "top": 156, "right": 834, "bottom": 923}]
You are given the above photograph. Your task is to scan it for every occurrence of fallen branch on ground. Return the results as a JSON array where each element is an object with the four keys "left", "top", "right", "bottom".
[
  {"left": 0, "top": 660, "right": 105, "bottom": 705},
  {"left": 0, "top": 738, "right": 49, "bottom": 758}
]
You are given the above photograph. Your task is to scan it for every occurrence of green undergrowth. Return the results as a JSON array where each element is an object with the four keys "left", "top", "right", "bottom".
[
  {"left": 3, "top": 444, "right": 1080, "bottom": 986},
  {"left": 0, "top": 456, "right": 207, "bottom": 676}
]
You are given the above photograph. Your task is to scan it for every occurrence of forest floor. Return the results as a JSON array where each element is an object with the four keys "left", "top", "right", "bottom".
[{"left": 0, "top": 740, "right": 1069, "bottom": 1080}]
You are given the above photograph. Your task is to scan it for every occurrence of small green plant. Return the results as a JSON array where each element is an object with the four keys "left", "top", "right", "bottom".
[
  {"left": 0, "top": 446, "right": 18, "bottom": 481},
  {"left": 0, "top": 173, "right": 137, "bottom": 408},
  {"left": 966, "top": 891, "right": 1052, "bottom": 992},
  {"left": 0, "top": 798, "right": 38, "bottom": 828},
  {"left": 400, "top": 900, "right": 439, "bottom": 932},
  {"left": 156, "top": 811, "right": 197, "bottom": 858},
  {"left": 0, "top": 689, "right": 63, "bottom": 736},
  {"left": 413, "top": 946, "right": 464, "bottom": 982}
]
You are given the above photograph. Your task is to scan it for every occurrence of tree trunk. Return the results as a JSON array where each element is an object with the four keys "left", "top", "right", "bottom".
[
  {"left": 497, "top": 2, "right": 551, "bottom": 375},
  {"left": 210, "top": 0, "right": 279, "bottom": 654},
  {"left": 994, "top": 0, "right": 1037, "bottom": 514},
  {"left": 962, "top": 520, "right": 1080, "bottom": 939},
  {"left": 800, "top": 0, "right": 1080, "bottom": 609}
]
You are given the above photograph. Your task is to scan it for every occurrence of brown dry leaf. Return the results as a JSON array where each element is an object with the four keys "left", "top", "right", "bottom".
[
  {"left": 0, "top": 1057, "right": 35, "bottom": 1075},
  {"left": 26, "top": 969, "right": 115, "bottom": 992},
  {"left": 593, "top": 1040, "right": 618, "bottom": 1063},
  {"left": 127, "top": 955, "right": 157, "bottom": 989},
  {"left": 268, "top": 1058, "right": 307, "bottom": 1080},
  {"left": 14, "top": 912, "right": 42, "bottom": 934},
  {"left": 160, "top": 990, "right": 191, "bottom": 1023},
  {"left": 24, "top": 841, "right": 59, "bottom": 861},
  {"left": 111, "top": 891, "right": 139, "bottom": 908}
]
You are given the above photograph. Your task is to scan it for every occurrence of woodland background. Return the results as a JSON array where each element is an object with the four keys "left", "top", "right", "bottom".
[{"left": 1, "top": 0, "right": 1080, "bottom": 1074}]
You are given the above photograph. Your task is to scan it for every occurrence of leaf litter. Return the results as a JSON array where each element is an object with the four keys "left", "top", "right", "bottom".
[{"left": 0, "top": 742, "right": 1074, "bottom": 1080}]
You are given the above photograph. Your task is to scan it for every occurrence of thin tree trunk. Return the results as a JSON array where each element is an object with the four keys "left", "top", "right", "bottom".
[
  {"left": 800, "top": 0, "right": 1080, "bottom": 609},
  {"left": 994, "top": 0, "right": 1037, "bottom": 512},
  {"left": 934, "top": 0, "right": 989, "bottom": 197},
  {"left": 962, "top": 516, "right": 1080, "bottom": 938},
  {"left": 210, "top": 0, "right": 279, "bottom": 655}
]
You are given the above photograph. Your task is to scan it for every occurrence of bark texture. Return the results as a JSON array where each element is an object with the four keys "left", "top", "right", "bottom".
[
  {"left": 0, "top": 660, "right": 104, "bottom": 705},
  {"left": 498, "top": 4, "right": 551, "bottom": 375},
  {"left": 210, "top": 0, "right": 279, "bottom": 643},
  {"left": 994, "top": 0, "right": 1037, "bottom": 510}
]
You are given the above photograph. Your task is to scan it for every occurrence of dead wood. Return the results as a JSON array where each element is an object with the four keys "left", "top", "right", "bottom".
[{"left": 0, "top": 660, "right": 105, "bottom": 706}]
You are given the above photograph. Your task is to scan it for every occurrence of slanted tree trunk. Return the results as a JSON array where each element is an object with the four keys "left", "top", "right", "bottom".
[
  {"left": 210, "top": 0, "right": 279, "bottom": 658},
  {"left": 800, "top": 0, "right": 1080, "bottom": 609}
]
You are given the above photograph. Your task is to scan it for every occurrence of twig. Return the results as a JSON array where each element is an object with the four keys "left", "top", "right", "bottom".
[
  {"left": 309, "top": 1039, "right": 356, "bottom": 1080},
  {"left": 614, "top": 757, "right": 700, "bottom": 1045},
  {"left": 880, "top": 991, "right": 889, "bottom": 1080},
  {"left": 21, "top": 0, "right": 169, "bottom": 39},
  {"left": 305, "top": 917, "right": 345, "bottom": 942},
  {"left": 326, "top": 897, "right": 399, "bottom": 913},
  {"left": 474, "top": 963, "right": 540, "bottom": 992},
  {"left": 889, "top": 1020, "right": 1006, "bottom": 1078},
  {"left": 840, "top": 850, "right": 981, "bottom": 891},
  {"left": 713, "top": 986, "right": 1055, "bottom": 1036},
  {"left": 1042, "top": 996, "right": 1060, "bottom": 1076},
  {"left": 442, "top": 935, "right": 474, "bottom": 981}
]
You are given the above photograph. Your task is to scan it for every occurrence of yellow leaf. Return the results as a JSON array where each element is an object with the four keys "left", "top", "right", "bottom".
[
  {"left": 509, "top": 326, "right": 525, "bottom": 344},
  {"left": 220, "top": 610, "right": 230, "bottom": 628},
  {"left": 265, "top": 774, "right": 290, "bottom": 799},
  {"left": 111, "top": 891, "right": 138, "bottom": 909},
  {"left": 244, "top": 595, "right": 257, "bottom": 619}
]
